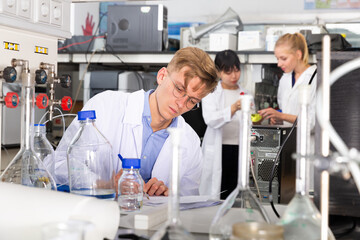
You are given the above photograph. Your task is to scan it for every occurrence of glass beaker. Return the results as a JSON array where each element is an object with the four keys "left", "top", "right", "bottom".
[
  {"left": 279, "top": 86, "right": 335, "bottom": 240},
  {"left": 150, "top": 128, "right": 195, "bottom": 240},
  {"left": 67, "top": 110, "right": 115, "bottom": 199},
  {"left": 0, "top": 72, "right": 56, "bottom": 190},
  {"left": 210, "top": 95, "right": 270, "bottom": 240},
  {"left": 33, "top": 124, "right": 55, "bottom": 177}
]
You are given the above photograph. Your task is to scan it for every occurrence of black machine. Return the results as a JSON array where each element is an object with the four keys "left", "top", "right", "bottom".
[
  {"left": 314, "top": 51, "right": 360, "bottom": 218},
  {"left": 250, "top": 125, "right": 296, "bottom": 204},
  {"left": 106, "top": 4, "right": 168, "bottom": 52}
]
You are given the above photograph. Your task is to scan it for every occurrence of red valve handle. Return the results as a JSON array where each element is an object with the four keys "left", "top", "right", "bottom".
[
  {"left": 61, "top": 96, "right": 72, "bottom": 111},
  {"left": 36, "top": 93, "right": 49, "bottom": 109},
  {"left": 4, "top": 92, "right": 19, "bottom": 108}
]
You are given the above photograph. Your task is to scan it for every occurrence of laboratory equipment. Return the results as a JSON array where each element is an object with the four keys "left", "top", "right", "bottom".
[
  {"left": 107, "top": 4, "right": 168, "bottom": 52},
  {"left": 33, "top": 124, "right": 55, "bottom": 177},
  {"left": 118, "top": 157, "right": 144, "bottom": 212},
  {"left": 67, "top": 110, "right": 115, "bottom": 199},
  {"left": 1, "top": 59, "right": 56, "bottom": 190},
  {"left": 0, "top": 65, "right": 19, "bottom": 171},
  {"left": 231, "top": 222, "right": 284, "bottom": 240},
  {"left": 314, "top": 50, "right": 360, "bottom": 218},
  {"left": 279, "top": 86, "right": 335, "bottom": 240},
  {"left": 249, "top": 126, "right": 296, "bottom": 204},
  {"left": 151, "top": 128, "right": 195, "bottom": 240},
  {"left": 210, "top": 95, "right": 270, "bottom": 240},
  {"left": 35, "top": 62, "right": 72, "bottom": 121}
]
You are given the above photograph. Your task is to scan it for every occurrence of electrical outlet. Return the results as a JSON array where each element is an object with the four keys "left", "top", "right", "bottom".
[
  {"left": 34, "top": 0, "right": 50, "bottom": 23},
  {"left": 17, "top": 0, "right": 31, "bottom": 19},
  {"left": 0, "top": 0, "right": 17, "bottom": 15},
  {"left": 50, "top": 0, "right": 62, "bottom": 26}
]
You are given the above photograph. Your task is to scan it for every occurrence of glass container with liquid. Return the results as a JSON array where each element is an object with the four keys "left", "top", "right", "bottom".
[{"left": 67, "top": 110, "right": 115, "bottom": 199}]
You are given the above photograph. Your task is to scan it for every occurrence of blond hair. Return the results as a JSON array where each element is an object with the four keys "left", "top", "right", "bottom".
[
  {"left": 275, "top": 33, "right": 309, "bottom": 65},
  {"left": 167, "top": 47, "right": 218, "bottom": 93}
]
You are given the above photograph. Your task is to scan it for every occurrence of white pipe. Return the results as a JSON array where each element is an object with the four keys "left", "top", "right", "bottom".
[{"left": 320, "top": 35, "right": 331, "bottom": 240}]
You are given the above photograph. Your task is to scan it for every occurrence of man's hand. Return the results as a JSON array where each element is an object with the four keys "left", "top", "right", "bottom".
[
  {"left": 144, "top": 177, "right": 169, "bottom": 196},
  {"left": 114, "top": 169, "right": 123, "bottom": 199}
]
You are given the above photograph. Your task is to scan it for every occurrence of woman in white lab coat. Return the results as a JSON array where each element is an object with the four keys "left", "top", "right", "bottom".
[
  {"left": 258, "top": 33, "right": 317, "bottom": 128},
  {"left": 200, "top": 50, "right": 249, "bottom": 199}
]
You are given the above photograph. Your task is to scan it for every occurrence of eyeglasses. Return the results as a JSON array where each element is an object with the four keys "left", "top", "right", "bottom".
[{"left": 169, "top": 77, "right": 200, "bottom": 110}]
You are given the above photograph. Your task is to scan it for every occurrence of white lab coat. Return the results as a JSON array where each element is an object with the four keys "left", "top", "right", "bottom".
[
  {"left": 199, "top": 81, "right": 248, "bottom": 198},
  {"left": 277, "top": 64, "right": 317, "bottom": 128},
  {"left": 54, "top": 90, "right": 203, "bottom": 196}
]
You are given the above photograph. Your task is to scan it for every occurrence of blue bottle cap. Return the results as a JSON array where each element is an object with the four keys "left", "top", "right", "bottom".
[
  {"left": 121, "top": 157, "right": 141, "bottom": 169},
  {"left": 78, "top": 110, "right": 96, "bottom": 120}
]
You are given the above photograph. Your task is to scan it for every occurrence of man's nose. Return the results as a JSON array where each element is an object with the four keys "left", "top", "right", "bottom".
[{"left": 176, "top": 95, "right": 188, "bottom": 108}]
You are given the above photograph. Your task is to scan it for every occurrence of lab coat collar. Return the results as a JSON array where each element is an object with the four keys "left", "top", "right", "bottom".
[{"left": 123, "top": 89, "right": 145, "bottom": 125}]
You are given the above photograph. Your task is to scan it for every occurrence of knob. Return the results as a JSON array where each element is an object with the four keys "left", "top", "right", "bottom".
[
  {"left": 36, "top": 93, "right": 49, "bottom": 109},
  {"left": 35, "top": 69, "right": 47, "bottom": 84},
  {"left": 60, "top": 74, "right": 71, "bottom": 88},
  {"left": 61, "top": 96, "right": 72, "bottom": 111},
  {"left": 3, "top": 67, "right": 17, "bottom": 83},
  {"left": 4, "top": 92, "right": 19, "bottom": 108}
]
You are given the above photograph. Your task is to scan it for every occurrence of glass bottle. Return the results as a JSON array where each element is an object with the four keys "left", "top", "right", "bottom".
[
  {"left": 33, "top": 124, "right": 55, "bottom": 177},
  {"left": 67, "top": 110, "right": 115, "bottom": 199},
  {"left": 118, "top": 157, "right": 144, "bottom": 212},
  {"left": 151, "top": 128, "right": 195, "bottom": 240},
  {"left": 210, "top": 95, "right": 270, "bottom": 240},
  {"left": 279, "top": 86, "right": 335, "bottom": 240},
  {"left": 0, "top": 66, "right": 56, "bottom": 190}
]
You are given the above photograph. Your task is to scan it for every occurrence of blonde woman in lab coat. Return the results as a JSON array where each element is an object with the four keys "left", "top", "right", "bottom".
[
  {"left": 258, "top": 33, "right": 317, "bottom": 128},
  {"left": 200, "top": 50, "right": 250, "bottom": 199}
]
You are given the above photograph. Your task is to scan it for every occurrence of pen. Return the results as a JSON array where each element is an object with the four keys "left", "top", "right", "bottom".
[{"left": 144, "top": 191, "right": 150, "bottom": 200}]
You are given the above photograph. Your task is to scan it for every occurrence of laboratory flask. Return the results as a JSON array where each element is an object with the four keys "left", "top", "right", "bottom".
[
  {"left": 279, "top": 86, "right": 335, "bottom": 240},
  {"left": 67, "top": 110, "right": 115, "bottom": 199},
  {"left": 0, "top": 71, "right": 56, "bottom": 190},
  {"left": 231, "top": 222, "right": 284, "bottom": 240},
  {"left": 210, "top": 95, "right": 270, "bottom": 240},
  {"left": 151, "top": 128, "right": 195, "bottom": 240},
  {"left": 33, "top": 124, "right": 55, "bottom": 177},
  {"left": 118, "top": 157, "right": 144, "bottom": 211}
]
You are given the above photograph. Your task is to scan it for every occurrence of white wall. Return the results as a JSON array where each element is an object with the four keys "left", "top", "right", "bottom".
[{"left": 147, "top": 0, "right": 360, "bottom": 24}]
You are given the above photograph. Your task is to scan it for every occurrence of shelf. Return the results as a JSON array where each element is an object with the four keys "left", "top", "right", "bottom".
[{"left": 57, "top": 51, "right": 316, "bottom": 66}]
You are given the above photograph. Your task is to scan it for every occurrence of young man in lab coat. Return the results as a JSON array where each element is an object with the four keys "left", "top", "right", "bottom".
[{"left": 54, "top": 47, "right": 218, "bottom": 196}]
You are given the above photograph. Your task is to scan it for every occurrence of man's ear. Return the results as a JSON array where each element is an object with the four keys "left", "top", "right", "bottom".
[{"left": 157, "top": 67, "right": 167, "bottom": 85}]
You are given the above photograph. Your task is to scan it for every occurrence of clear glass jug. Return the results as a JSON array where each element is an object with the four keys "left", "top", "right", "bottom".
[
  {"left": 1, "top": 69, "right": 56, "bottom": 190},
  {"left": 67, "top": 110, "right": 115, "bottom": 199}
]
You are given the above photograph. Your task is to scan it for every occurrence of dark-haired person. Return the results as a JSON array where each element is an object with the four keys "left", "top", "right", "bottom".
[{"left": 200, "top": 49, "right": 251, "bottom": 199}]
